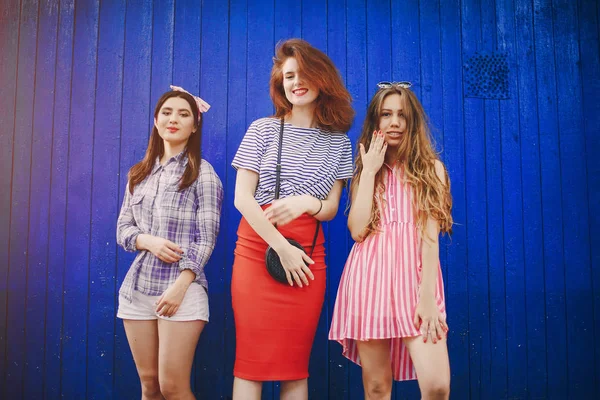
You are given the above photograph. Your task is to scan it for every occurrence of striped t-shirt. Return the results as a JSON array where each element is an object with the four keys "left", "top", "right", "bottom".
[{"left": 232, "top": 117, "right": 354, "bottom": 205}]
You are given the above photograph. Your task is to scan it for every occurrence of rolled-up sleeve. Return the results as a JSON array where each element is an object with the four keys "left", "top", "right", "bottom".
[
  {"left": 178, "top": 162, "right": 224, "bottom": 280},
  {"left": 116, "top": 183, "right": 143, "bottom": 252}
]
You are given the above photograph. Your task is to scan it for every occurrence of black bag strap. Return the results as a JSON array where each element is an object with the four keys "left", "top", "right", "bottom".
[
  {"left": 274, "top": 118, "right": 284, "bottom": 200},
  {"left": 274, "top": 118, "right": 320, "bottom": 257}
]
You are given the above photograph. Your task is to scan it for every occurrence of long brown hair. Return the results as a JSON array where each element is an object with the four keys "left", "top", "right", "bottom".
[
  {"left": 350, "top": 86, "right": 453, "bottom": 240},
  {"left": 270, "top": 39, "right": 354, "bottom": 132},
  {"left": 128, "top": 90, "right": 202, "bottom": 194}
]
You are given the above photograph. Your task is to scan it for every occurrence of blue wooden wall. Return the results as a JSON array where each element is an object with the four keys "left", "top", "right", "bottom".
[{"left": 0, "top": 0, "right": 598, "bottom": 399}]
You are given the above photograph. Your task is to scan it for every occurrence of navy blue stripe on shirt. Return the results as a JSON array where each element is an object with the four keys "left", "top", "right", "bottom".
[{"left": 232, "top": 117, "right": 354, "bottom": 205}]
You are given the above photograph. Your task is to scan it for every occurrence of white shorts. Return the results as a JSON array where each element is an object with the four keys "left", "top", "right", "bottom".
[{"left": 117, "top": 283, "right": 209, "bottom": 322}]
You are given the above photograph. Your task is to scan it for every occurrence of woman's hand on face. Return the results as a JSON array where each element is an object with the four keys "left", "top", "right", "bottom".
[
  {"left": 145, "top": 235, "right": 183, "bottom": 263},
  {"left": 360, "top": 131, "right": 388, "bottom": 174},
  {"left": 413, "top": 295, "right": 449, "bottom": 344},
  {"left": 276, "top": 243, "right": 315, "bottom": 287},
  {"left": 264, "top": 196, "right": 309, "bottom": 226}
]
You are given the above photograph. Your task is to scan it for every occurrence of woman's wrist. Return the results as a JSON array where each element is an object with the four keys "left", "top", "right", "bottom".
[
  {"left": 360, "top": 169, "right": 377, "bottom": 179},
  {"left": 176, "top": 269, "right": 196, "bottom": 287},
  {"left": 310, "top": 197, "right": 323, "bottom": 216},
  {"left": 271, "top": 236, "right": 292, "bottom": 253},
  {"left": 301, "top": 195, "right": 322, "bottom": 216},
  {"left": 419, "top": 286, "right": 436, "bottom": 300},
  {"left": 135, "top": 234, "right": 152, "bottom": 251}
]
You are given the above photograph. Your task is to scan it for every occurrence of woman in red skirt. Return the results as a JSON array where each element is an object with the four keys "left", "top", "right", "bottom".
[{"left": 231, "top": 39, "right": 354, "bottom": 399}]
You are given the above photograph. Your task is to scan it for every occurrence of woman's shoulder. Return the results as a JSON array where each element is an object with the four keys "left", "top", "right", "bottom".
[
  {"left": 196, "top": 159, "right": 223, "bottom": 187},
  {"left": 320, "top": 126, "right": 350, "bottom": 138},
  {"left": 432, "top": 159, "right": 447, "bottom": 183},
  {"left": 249, "top": 117, "right": 279, "bottom": 130},
  {"left": 319, "top": 129, "right": 352, "bottom": 149}
]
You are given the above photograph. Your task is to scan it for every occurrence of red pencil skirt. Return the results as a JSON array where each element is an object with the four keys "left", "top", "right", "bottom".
[{"left": 231, "top": 208, "right": 326, "bottom": 381}]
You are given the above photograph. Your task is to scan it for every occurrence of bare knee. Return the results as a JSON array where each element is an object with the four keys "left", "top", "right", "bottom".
[
  {"left": 363, "top": 377, "right": 392, "bottom": 399},
  {"left": 139, "top": 371, "right": 161, "bottom": 399},
  {"left": 421, "top": 376, "right": 450, "bottom": 400},
  {"left": 159, "top": 376, "right": 190, "bottom": 400}
]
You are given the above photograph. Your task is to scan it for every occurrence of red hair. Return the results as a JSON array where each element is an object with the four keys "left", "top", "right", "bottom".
[{"left": 269, "top": 39, "right": 354, "bottom": 132}]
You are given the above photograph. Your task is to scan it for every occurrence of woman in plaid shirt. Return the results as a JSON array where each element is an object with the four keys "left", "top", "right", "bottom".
[{"left": 116, "top": 88, "right": 223, "bottom": 399}]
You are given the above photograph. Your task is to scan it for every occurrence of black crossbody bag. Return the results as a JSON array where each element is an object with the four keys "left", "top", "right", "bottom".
[{"left": 264, "top": 119, "right": 320, "bottom": 283}]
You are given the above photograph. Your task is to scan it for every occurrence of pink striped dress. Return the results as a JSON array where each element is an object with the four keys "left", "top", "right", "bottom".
[{"left": 329, "top": 163, "right": 446, "bottom": 381}]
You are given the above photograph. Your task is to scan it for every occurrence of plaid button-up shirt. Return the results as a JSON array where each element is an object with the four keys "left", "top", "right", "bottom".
[{"left": 117, "top": 152, "right": 223, "bottom": 302}]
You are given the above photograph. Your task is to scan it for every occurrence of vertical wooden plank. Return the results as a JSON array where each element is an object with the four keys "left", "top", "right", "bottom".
[
  {"left": 532, "top": 0, "right": 568, "bottom": 398},
  {"left": 44, "top": 1, "right": 74, "bottom": 398},
  {"left": 419, "top": 0, "right": 443, "bottom": 137},
  {"left": 247, "top": 0, "right": 274, "bottom": 123},
  {"left": 514, "top": 0, "right": 548, "bottom": 397},
  {"left": 0, "top": 0, "right": 20, "bottom": 395},
  {"left": 275, "top": 0, "right": 300, "bottom": 41},
  {"left": 172, "top": 0, "right": 201, "bottom": 393},
  {"left": 299, "top": 0, "right": 330, "bottom": 396},
  {"left": 400, "top": 1, "right": 446, "bottom": 399},
  {"left": 246, "top": 0, "right": 274, "bottom": 398},
  {"left": 173, "top": 0, "right": 200, "bottom": 92},
  {"left": 496, "top": 0, "right": 528, "bottom": 397},
  {"left": 478, "top": 1, "right": 501, "bottom": 398},
  {"left": 578, "top": 0, "right": 600, "bottom": 396},
  {"left": 390, "top": 0, "right": 426, "bottom": 398},
  {"left": 346, "top": 0, "right": 367, "bottom": 398},
  {"left": 5, "top": 0, "right": 38, "bottom": 398},
  {"left": 24, "top": 0, "right": 58, "bottom": 399},
  {"left": 552, "top": 0, "right": 594, "bottom": 397},
  {"left": 86, "top": 0, "right": 125, "bottom": 398},
  {"left": 197, "top": 0, "right": 229, "bottom": 397},
  {"left": 421, "top": 0, "right": 449, "bottom": 310},
  {"left": 61, "top": 0, "right": 99, "bottom": 397},
  {"left": 467, "top": 0, "right": 497, "bottom": 394},
  {"left": 419, "top": 0, "right": 448, "bottom": 365},
  {"left": 225, "top": 0, "right": 247, "bottom": 397},
  {"left": 114, "top": 0, "right": 152, "bottom": 398},
  {"left": 439, "top": 0, "right": 469, "bottom": 397},
  {"left": 391, "top": 0, "right": 420, "bottom": 86},
  {"left": 326, "top": 0, "right": 350, "bottom": 397},
  {"left": 171, "top": 0, "right": 201, "bottom": 392},
  {"left": 482, "top": 86, "right": 505, "bottom": 399},
  {"left": 462, "top": 1, "right": 487, "bottom": 399},
  {"left": 302, "top": 0, "right": 327, "bottom": 51},
  {"left": 367, "top": 0, "right": 391, "bottom": 95},
  {"left": 149, "top": 0, "right": 174, "bottom": 123}
]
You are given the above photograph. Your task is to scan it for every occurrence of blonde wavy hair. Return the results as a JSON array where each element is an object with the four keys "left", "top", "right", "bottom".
[{"left": 350, "top": 86, "right": 453, "bottom": 240}]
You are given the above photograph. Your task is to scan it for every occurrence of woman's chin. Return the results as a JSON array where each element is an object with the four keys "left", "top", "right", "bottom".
[{"left": 161, "top": 135, "right": 188, "bottom": 146}]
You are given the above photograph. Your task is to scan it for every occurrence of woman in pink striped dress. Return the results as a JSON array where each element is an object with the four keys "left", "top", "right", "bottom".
[{"left": 329, "top": 82, "right": 453, "bottom": 399}]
